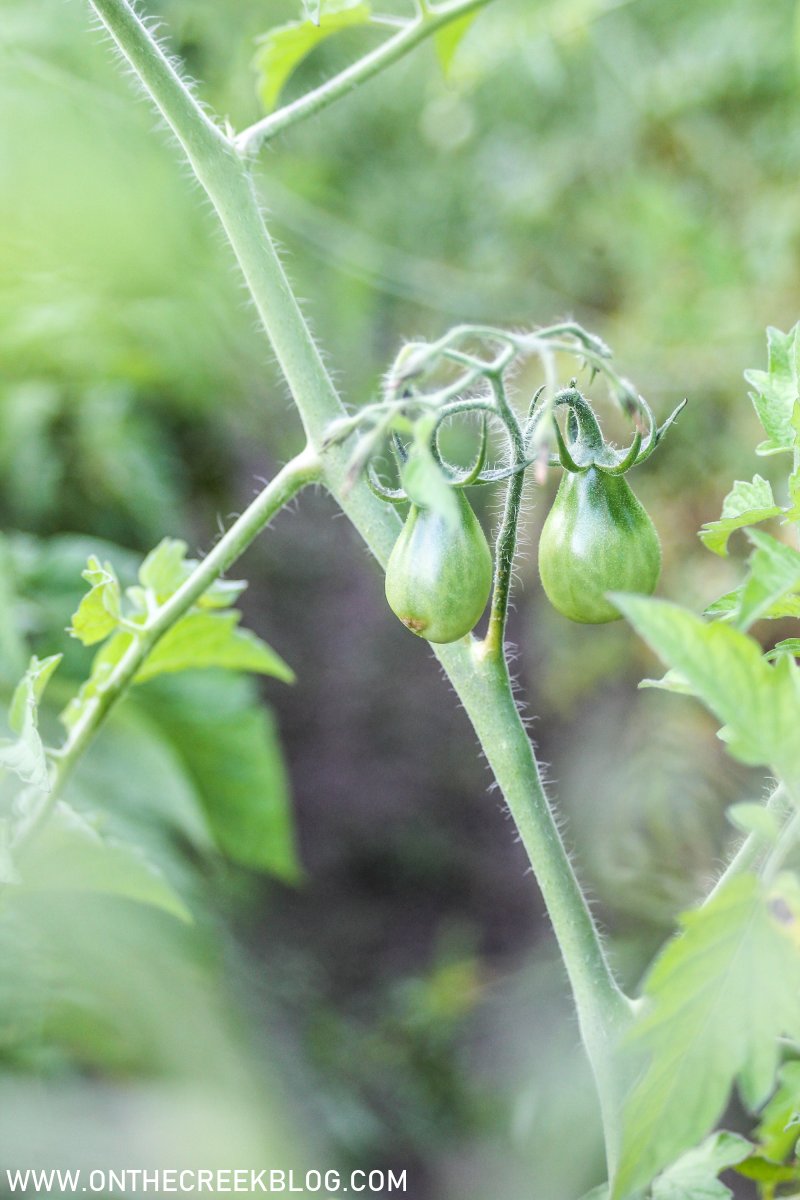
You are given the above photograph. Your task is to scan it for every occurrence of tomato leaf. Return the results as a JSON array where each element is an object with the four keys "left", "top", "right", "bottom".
[
  {"left": 611, "top": 874, "right": 800, "bottom": 1199},
  {"left": 726, "top": 801, "right": 781, "bottom": 842},
  {"left": 68, "top": 556, "right": 122, "bottom": 645},
  {"left": 755, "top": 1060, "right": 800, "bottom": 1164},
  {"left": 614, "top": 595, "right": 800, "bottom": 786},
  {"left": 255, "top": 0, "right": 373, "bottom": 114},
  {"left": 745, "top": 324, "right": 800, "bottom": 456},
  {"left": 698, "top": 475, "right": 782, "bottom": 557},
  {"left": 136, "top": 537, "right": 245, "bottom": 610},
  {"left": 651, "top": 1131, "right": 752, "bottom": 1200},
  {"left": 18, "top": 803, "right": 191, "bottom": 922},
  {"left": 136, "top": 675, "right": 299, "bottom": 881},
  {"left": 0, "top": 654, "right": 61, "bottom": 792},
  {"left": 733, "top": 529, "right": 800, "bottom": 630},
  {"left": 435, "top": 11, "right": 479, "bottom": 76},
  {"left": 767, "top": 638, "right": 800, "bottom": 660}
]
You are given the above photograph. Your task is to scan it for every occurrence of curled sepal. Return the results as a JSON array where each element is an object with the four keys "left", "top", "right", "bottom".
[
  {"left": 634, "top": 397, "right": 688, "bottom": 465},
  {"left": 602, "top": 428, "right": 643, "bottom": 476},
  {"left": 367, "top": 464, "right": 406, "bottom": 507},
  {"left": 551, "top": 415, "right": 583, "bottom": 473},
  {"left": 551, "top": 387, "right": 685, "bottom": 475},
  {"left": 446, "top": 415, "right": 489, "bottom": 488}
]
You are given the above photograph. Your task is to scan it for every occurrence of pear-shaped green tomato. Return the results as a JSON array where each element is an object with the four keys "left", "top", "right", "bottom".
[
  {"left": 538, "top": 467, "right": 661, "bottom": 624},
  {"left": 385, "top": 491, "right": 493, "bottom": 643}
]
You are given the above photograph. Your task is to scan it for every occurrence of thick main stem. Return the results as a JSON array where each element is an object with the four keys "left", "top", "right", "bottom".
[{"left": 86, "top": 0, "right": 632, "bottom": 1171}]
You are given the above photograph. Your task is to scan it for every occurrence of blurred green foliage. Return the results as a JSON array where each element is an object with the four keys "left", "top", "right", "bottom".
[{"left": 2, "top": 0, "right": 799, "bottom": 1194}]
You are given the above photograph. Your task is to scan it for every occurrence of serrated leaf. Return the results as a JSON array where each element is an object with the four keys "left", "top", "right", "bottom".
[
  {"left": 639, "top": 667, "right": 695, "bottom": 695},
  {"left": 735, "top": 1154, "right": 800, "bottom": 1185},
  {"left": 614, "top": 595, "right": 800, "bottom": 785},
  {"left": 136, "top": 675, "right": 299, "bottom": 881},
  {"left": 18, "top": 803, "right": 191, "bottom": 922},
  {"left": 755, "top": 1060, "right": 800, "bottom": 1164},
  {"left": 82, "top": 612, "right": 294, "bottom": 690},
  {"left": 767, "top": 638, "right": 800, "bottom": 660},
  {"left": 703, "top": 589, "right": 740, "bottom": 618},
  {"left": 651, "top": 1131, "right": 752, "bottom": 1200},
  {"left": 612, "top": 875, "right": 800, "bottom": 1198},
  {"left": 0, "top": 654, "right": 62, "bottom": 791},
  {"left": 734, "top": 529, "right": 800, "bottom": 629},
  {"left": 435, "top": 11, "right": 478, "bottom": 76},
  {"left": 255, "top": 0, "right": 373, "bottom": 113},
  {"left": 8, "top": 653, "right": 61, "bottom": 735},
  {"left": 137, "top": 538, "right": 245, "bottom": 610},
  {"left": 137, "top": 612, "right": 294, "bottom": 684},
  {"left": 726, "top": 801, "right": 781, "bottom": 841},
  {"left": 699, "top": 476, "right": 781, "bottom": 556},
  {"left": 705, "top": 585, "right": 800, "bottom": 623},
  {"left": 68, "top": 556, "right": 122, "bottom": 646},
  {"left": 745, "top": 325, "right": 800, "bottom": 455}
]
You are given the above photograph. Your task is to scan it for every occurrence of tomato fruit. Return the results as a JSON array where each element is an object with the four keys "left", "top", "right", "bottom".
[
  {"left": 538, "top": 466, "right": 660, "bottom": 624},
  {"left": 385, "top": 491, "right": 493, "bottom": 642}
]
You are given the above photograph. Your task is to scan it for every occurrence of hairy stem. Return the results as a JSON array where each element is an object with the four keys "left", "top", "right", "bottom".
[
  {"left": 85, "top": 0, "right": 632, "bottom": 1173},
  {"left": 705, "top": 782, "right": 790, "bottom": 903},
  {"left": 483, "top": 377, "right": 526, "bottom": 660},
  {"left": 13, "top": 447, "right": 320, "bottom": 853},
  {"left": 235, "top": 0, "right": 492, "bottom": 154}
]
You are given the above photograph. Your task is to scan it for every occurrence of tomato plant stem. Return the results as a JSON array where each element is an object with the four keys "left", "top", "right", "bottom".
[
  {"left": 85, "top": 0, "right": 633, "bottom": 1175},
  {"left": 13, "top": 447, "right": 320, "bottom": 854},
  {"left": 704, "top": 782, "right": 790, "bottom": 903},
  {"left": 483, "top": 377, "right": 526, "bottom": 661}
]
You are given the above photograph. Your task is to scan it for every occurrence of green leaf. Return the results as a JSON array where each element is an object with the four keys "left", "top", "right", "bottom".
[
  {"left": 0, "top": 654, "right": 62, "bottom": 791},
  {"left": 137, "top": 538, "right": 245, "bottom": 610},
  {"left": 137, "top": 612, "right": 294, "bottom": 684},
  {"left": 136, "top": 675, "right": 299, "bottom": 881},
  {"left": 698, "top": 476, "right": 781, "bottom": 556},
  {"left": 651, "top": 1131, "right": 752, "bottom": 1200},
  {"left": 8, "top": 653, "right": 61, "bottom": 735},
  {"left": 744, "top": 325, "right": 800, "bottom": 455},
  {"left": 68, "top": 556, "right": 122, "bottom": 646},
  {"left": 726, "top": 801, "right": 780, "bottom": 841},
  {"left": 788, "top": 403, "right": 800, "bottom": 519},
  {"left": 18, "top": 803, "right": 191, "bottom": 922},
  {"left": 612, "top": 874, "right": 800, "bottom": 1198},
  {"left": 755, "top": 1060, "right": 800, "bottom": 1164},
  {"left": 767, "top": 638, "right": 800, "bottom": 660},
  {"left": 615, "top": 595, "right": 800, "bottom": 785},
  {"left": 79, "top": 612, "right": 294, "bottom": 693},
  {"left": 401, "top": 415, "right": 459, "bottom": 525},
  {"left": 255, "top": 0, "right": 373, "bottom": 113},
  {"left": 734, "top": 1154, "right": 800, "bottom": 1185},
  {"left": 705, "top": 586, "right": 800, "bottom": 623},
  {"left": 639, "top": 667, "right": 695, "bottom": 695},
  {"left": 435, "top": 11, "right": 479, "bottom": 76},
  {"left": 734, "top": 529, "right": 800, "bottom": 629}
]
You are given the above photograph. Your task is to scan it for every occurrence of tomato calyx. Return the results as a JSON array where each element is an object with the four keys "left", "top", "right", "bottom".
[{"left": 548, "top": 386, "right": 685, "bottom": 478}]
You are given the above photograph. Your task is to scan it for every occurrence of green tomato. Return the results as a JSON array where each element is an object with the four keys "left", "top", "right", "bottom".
[
  {"left": 385, "top": 491, "right": 493, "bottom": 643},
  {"left": 538, "top": 466, "right": 661, "bottom": 624}
]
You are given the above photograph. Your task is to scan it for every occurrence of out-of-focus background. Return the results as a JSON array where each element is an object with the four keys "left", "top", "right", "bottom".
[{"left": 0, "top": 0, "right": 796, "bottom": 1195}]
